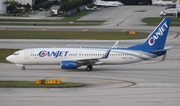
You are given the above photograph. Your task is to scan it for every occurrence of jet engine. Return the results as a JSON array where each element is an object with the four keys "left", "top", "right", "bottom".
[{"left": 61, "top": 61, "right": 78, "bottom": 69}]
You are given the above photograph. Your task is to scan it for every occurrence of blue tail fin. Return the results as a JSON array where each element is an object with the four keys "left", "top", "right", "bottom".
[{"left": 128, "top": 18, "right": 171, "bottom": 52}]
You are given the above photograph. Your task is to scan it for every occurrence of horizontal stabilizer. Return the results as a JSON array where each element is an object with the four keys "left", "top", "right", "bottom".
[{"left": 152, "top": 46, "right": 173, "bottom": 53}]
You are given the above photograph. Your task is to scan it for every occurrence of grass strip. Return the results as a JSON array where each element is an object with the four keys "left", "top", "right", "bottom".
[
  {"left": 142, "top": 17, "right": 180, "bottom": 26},
  {"left": 0, "top": 19, "right": 62, "bottom": 22},
  {"left": 0, "top": 11, "right": 105, "bottom": 26},
  {"left": 60, "top": 10, "right": 95, "bottom": 22},
  {"left": 0, "top": 81, "right": 83, "bottom": 88},
  {"left": 0, "top": 22, "right": 103, "bottom": 26},
  {"left": 0, "top": 30, "right": 149, "bottom": 40},
  {"left": 0, "top": 11, "right": 93, "bottom": 22}
]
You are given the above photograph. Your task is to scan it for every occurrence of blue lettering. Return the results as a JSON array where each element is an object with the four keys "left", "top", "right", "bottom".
[
  {"left": 39, "top": 50, "right": 47, "bottom": 57},
  {"left": 56, "top": 51, "right": 60, "bottom": 58},
  {"left": 51, "top": 51, "right": 59, "bottom": 58},
  {"left": 39, "top": 50, "right": 69, "bottom": 58},
  {"left": 51, "top": 51, "right": 56, "bottom": 57},
  {"left": 64, "top": 51, "right": 69, "bottom": 56},
  {"left": 58, "top": 51, "right": 63, "bottom": 57},
  {"left": 47, "top": 51, "right": 51, "bottom": 56}
]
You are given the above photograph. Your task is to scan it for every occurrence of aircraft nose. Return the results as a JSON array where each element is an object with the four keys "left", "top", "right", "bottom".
[{"left": 6, "top": 55, "right": 13, "bottom": 63}]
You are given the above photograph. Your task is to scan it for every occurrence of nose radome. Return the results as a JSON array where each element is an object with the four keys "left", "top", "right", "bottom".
[{"left": 6, "top": 55, "right": 13, "bottom": 63}]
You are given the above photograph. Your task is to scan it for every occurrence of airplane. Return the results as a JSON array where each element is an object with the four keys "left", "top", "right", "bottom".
[
  {"left": 6, "top": 18, "right": 172, "bottom": 71},
  {"left": 94, "top": 0, "right": 124, "bottom": 7},
  {"left": 85, "top": 6, "right": 100, "bottom": 11},
  {"left": 152, "top": 0, "right": 177, "bottom": 6},
  {"left": 106, "top": 1, "right": 124, "bottom": 6}
]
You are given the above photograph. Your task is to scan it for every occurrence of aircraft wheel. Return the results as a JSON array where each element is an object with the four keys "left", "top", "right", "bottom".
[
  {"left": 160, "top": 14, "right": 164, "bottom": 17},
  {"left": 22, "top": 66, "right": 25, "bottom": 70},
  {"left": 86, "top": 65, "right": 92, "bottom": 71}
]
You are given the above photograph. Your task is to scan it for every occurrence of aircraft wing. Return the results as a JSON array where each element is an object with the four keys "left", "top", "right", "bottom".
[
  {"left": 62, "top": 41, "right": 117, "bottom": 65},
  {"left": 63, "top": 54, "right": 107, "bottom": 65},
  {"left": 63, "top": 47, "right": 111, "bottom": 65}
]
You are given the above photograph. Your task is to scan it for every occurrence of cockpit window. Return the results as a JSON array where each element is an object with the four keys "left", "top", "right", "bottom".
[{"left": 13, "top": 52, "right": 19, "bottom": 55}]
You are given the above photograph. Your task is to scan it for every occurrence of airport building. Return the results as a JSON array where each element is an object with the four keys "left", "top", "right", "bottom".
[
  {"left": 0, "top": 0, "right": 7, "bottom": 14},
  {"left": 0, "top": 0, "right": 62, "bottom": 14},
  {"left": 0, "top": 0, "right": 36, "bottom": 14},
  {"left": 15, "top": 0, "right": 35, "bottom": 5}
]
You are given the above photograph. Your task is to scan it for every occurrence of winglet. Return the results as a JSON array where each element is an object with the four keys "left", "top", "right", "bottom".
[
  {"left": 102, "top": 41, "right": 118, "bottom": 59},
  {"left": 112, "top": 41, "right": 119, "bottom": 48},
  {"left": 102, "top": 47, "right": 111, "bottom": 59}
]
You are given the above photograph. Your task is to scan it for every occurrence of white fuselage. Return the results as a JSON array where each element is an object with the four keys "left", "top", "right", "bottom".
[{"left": 6, "top": 48, "right": 155, "bottom": 66}]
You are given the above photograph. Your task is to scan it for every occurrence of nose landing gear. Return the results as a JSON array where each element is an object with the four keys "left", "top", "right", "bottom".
[{"left": 22, "top": 66, "right": 25, "bottom": 70}]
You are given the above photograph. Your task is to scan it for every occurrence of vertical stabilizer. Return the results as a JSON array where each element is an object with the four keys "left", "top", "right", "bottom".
[{"left": 128, "top": 18, "right": 171, "bottom": 52}]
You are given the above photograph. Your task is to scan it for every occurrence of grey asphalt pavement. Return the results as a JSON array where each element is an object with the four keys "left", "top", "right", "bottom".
[{"left": 0, "top": 5, "right": 180, "bottom": 106}]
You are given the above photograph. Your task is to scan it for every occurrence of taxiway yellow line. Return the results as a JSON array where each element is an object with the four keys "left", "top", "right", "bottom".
[
  {"left": 83, "top": 29, "right": 88, "bottom": 32},
  {"left": 120, "top": 29, "right": 127, "bottom": 32},
  {"left": 60, "top": 77, "right": 66, "bottom": 81},
  {"left": 41, "top": 28, "right": 46, "bottom": 31},
  {"left": 0, "top": 28, "right": 5, "bottom": 30}
]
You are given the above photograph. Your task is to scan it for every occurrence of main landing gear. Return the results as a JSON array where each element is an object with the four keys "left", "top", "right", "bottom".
[
  {"left": 22, "top": 66, "right": 25, "bottom": 70},
  {"left": 86, "top": 65, "right": 93, "bottom": 71}
]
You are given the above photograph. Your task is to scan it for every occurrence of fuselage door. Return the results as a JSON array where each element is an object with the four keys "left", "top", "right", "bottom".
[{"left": 24, "top": 50, "right": 29, "bottom": 59}]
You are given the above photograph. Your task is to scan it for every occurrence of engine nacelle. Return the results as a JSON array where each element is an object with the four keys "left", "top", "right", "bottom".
[{"left": 61, "top": 61, "right": 78, "bottom": 69}]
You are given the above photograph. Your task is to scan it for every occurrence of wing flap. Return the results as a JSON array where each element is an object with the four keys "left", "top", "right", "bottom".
[{"left": 64, "top": 58, "right": 101, "bottom": 65}]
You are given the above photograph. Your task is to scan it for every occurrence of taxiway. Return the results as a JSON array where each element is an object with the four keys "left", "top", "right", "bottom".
[{"left": 0, "top": 5, "right": 180, "bottom": 106}]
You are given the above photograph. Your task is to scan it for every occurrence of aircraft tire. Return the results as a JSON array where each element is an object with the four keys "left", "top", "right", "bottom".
[
  {"left": 160, "top": 14, "right": 164, "bottom": 17},
  {"left": 86, "top": 65, "right": 92, "bottom": 71},
  {"left": 22, "top": 66, "right": 25, "bottom": 70}
]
